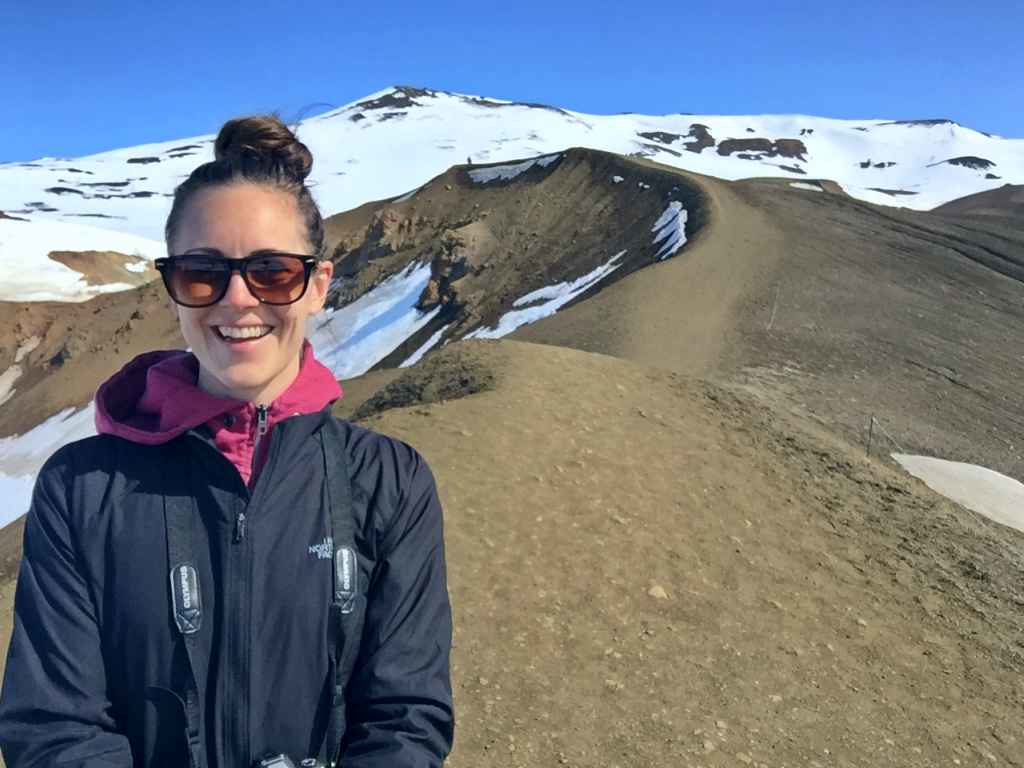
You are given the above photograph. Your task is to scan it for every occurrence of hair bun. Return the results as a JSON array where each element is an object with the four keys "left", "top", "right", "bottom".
[{"left": 214, "top": 115, "right": 313, "bottom": 182}]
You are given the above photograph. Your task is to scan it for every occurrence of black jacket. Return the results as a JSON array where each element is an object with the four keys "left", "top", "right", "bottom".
[{"left": 0, "top": 410, "right": 454, "bottom": 767}]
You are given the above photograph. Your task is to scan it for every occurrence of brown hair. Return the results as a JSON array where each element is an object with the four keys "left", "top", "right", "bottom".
[{"left": 164, "top": 114, "right": 326, "bottom": 258}]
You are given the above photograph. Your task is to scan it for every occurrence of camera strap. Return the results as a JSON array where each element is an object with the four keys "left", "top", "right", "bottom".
[
  {"left": 316, "top": 417, "right": 365, "bottom": 767},
  {"left": 164, "top": 449, "right": 206, "bottom": 768}
]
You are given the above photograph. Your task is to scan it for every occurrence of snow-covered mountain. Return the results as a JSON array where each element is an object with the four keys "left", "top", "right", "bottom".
[{"left": 2, "top": 85, "right": 1021, "bottom": 250}]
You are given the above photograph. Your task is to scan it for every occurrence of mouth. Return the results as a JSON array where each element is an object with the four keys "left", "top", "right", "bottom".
[{"left": 213, "top": 324, "right": 275, "bottom": 344}]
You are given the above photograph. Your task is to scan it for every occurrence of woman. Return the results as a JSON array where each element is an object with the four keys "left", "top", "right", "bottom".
[{"left": 0, "top": 116, "right": 454, "bottom": 768}]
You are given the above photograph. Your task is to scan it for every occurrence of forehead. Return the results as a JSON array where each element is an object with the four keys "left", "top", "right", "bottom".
[{"left": 172, "top": 183, "right": 307, "bottom": 253}]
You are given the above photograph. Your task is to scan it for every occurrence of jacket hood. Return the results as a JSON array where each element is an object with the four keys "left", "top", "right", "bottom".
[{"left": 94, "top": 339, "right": 343, "bottom": 445}]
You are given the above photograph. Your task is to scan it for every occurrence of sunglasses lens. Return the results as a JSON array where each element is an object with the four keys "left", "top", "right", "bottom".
[
  {"left": 245, "top": 255, "right": 308, "bottom": 304},
  {"left": 167, "top": 256, "right": 230, "bottom": 306},
  {"left": 160, "top": 255, "right": 311, "bottom": 306}
]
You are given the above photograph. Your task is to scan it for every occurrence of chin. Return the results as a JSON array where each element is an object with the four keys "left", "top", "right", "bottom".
[{"left": 208, "top": 363, "right": 278, "bottom": 397}]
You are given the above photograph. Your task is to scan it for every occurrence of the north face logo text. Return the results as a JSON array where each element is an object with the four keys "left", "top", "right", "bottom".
[{"left": 308, "top": 536, "right": 333, "bottom": 560}]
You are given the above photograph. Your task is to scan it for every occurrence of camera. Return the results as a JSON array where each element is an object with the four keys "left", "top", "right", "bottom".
[{"left": 256, "top": 755, "right": 326, "bottom": 768}]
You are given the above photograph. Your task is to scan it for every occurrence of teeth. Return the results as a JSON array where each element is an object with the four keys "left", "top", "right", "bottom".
[{"left": 217, "top": 325, "right": 272, "bottom": 340}]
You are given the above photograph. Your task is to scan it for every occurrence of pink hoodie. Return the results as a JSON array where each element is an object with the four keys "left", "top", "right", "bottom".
[{"left": 94, "top": 340, "right": 343, "bottom": 488}]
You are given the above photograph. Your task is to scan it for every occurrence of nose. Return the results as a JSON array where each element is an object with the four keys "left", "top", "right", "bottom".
[{"left": 221, "top": 271, "right": 260, "bottom": 307}]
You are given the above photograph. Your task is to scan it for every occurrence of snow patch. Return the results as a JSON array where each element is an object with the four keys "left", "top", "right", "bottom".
[
  {"left": 790, "top": 182, "right": 823, "bottom": 192},
  {"left": 651, "top": 202, "right": 688, "bottom": 260},
  {"left": 638, "top": 182, "right": 651, "bottom": 190},
  {"left": 893, "top": 454, "right": 1024, "bottom": 534},
  {"left": 612, "top": 175, "right": 624, "bottom": 184},
  {"left": 467, "top": 251, "right": 626, "bottom": 339},
  {"left": 467, "top": 153, "right": 562, "bottom": 184},
  {"left": 309, "top": 262, "right": 440, "bottom": 380},
  {"left": 0, "top": 365, "right": 22, "bottom": 408},
  {"left": 1, "top": 337, "right": 45, "bottom": 409},
  {"left": 400, "top": 324, "right": 450, "bottom": 367},
  {"left": 14, "top": 336, "right": 41, "bottom": 364},
  {"left": 0, "top": 405, "right": 97, "bottom": 530}
]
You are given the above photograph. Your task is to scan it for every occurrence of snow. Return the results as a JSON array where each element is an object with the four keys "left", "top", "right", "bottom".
[
  {"left": 0, "top": 405, "right": 97, "bottom": 530},
  {"left": 0, "top": 338, "right": 44, "bottom": 409},
  {"left": 309, "top": 261, "right": 441, "bottom": 379},
  {"left": 638, "top": 182, "right": 651, "bottom": 190},
  {"left": 467, "top": 153, "right": 562, "bottom": 184},
  {"left": 612, "top": 175, "right": 625, "bottom": 184},
  {"left": 400, "top": 324, "right": 450, "bottom": 367},
  {"left": 893, "top": 454, "right": 1024, "bottom": 534},
  {"left": 651, "top": 202, "right": 688, "bottom": 260},
  {"left": 0, "top": 365, "right": 22, "bottom": 408},
  {"left": 14, "top": 336, "right": 40, "bottom": 364},
  {"left": 124, "top": 259, "right": 149, "bottom": 273},
  {"left": 467, "top": 251, "right": 627, "bottom": 339},
  {"left": 790, "top": 182, "right": 823, "bottom": 192},
  {"left": 0, "top": 218, "right": 162, "bottom": 301}
]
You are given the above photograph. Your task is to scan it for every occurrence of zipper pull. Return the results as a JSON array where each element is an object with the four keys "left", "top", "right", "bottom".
[
  {"left": 255, "top": 404, "right": 269, "bottom": 437},
  {"left": 233, "top": 511, "right": 247, "bottom": 543}
]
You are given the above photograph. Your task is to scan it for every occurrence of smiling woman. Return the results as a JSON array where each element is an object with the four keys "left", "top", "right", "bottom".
[{"left": 0, "top": 116, "right": 454, "bottom": 768}]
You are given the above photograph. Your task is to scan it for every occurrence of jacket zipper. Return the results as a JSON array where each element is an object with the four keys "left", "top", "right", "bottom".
[
  {"left": 233, "top": 405, "right": 266, "bottom": 543},
  {"left": 225, "top": 503, "right": 253, "bottom": 764},
  {"left": 225, "top": 403, "right": 266, "bottom": 765}
]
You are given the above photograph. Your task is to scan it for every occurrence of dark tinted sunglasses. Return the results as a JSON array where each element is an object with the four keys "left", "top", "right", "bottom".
[{"left": 154, "top": 253, "right": 319, "bottom": 308}]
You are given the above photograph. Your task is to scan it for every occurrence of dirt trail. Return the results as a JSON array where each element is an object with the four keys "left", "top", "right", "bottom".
[{"left": 511, "top": 171, "right": 786, "bottom": 376}]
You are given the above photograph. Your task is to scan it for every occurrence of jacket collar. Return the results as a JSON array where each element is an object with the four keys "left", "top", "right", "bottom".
[{"left": 94, "top": 339, "right": 343, "bottom": 445}]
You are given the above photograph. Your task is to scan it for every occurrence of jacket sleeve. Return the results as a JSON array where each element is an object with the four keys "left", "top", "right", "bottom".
[
  {"left": 340, "top": 441, "right": 454, "bottom": 767},
  {"left": 0, "top": 448, "right": 134, "bottom": 767}
]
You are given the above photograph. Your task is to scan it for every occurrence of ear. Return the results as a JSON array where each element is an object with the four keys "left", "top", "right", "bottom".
[{"left": 309, "top": 259, "right": 333, "bottom": 313}]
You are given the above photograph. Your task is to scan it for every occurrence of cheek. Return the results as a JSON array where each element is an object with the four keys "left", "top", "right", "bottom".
[
  {"left": 275, "top": 306, "right": 308, "bottom": 334},
  {"left": 177, "top": 309, "right": 207, "bottom": 343}
]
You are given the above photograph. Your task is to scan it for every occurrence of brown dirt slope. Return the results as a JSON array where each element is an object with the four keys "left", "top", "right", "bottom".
[
  {"left": 932, "top": 183, "right": 1024, "bottom": 219},
  {"left": 322, "top": 148, "right": 711, "bottom": 369},
  {"left": 0, "top": 282, "right": 183, "bottom": 438},
  {"left": 511, "top": 167, "right": 1024, "bottom": 480},
  {"left": 348, "top": 339, "right": 1023, "bottom": 767},
  {"left": 6, "top": 338, "right": 1017, "bottom": 766},
  {"left": 321, "top": 149, "right": 1024, "bottom": 481}
]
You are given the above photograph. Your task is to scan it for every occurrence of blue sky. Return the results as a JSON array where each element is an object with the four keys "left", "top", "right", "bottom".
[{"left": 2, "top": 0, "right": 1021, "bottom": 163}]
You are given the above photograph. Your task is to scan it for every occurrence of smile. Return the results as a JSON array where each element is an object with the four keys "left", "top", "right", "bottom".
[{"left": 215, "top": 325, "right": 274, "bottom": 341}]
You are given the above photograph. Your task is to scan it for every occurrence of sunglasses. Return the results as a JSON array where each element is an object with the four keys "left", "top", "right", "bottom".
[{"left": 154, "top": 253, "right": 319, "bottom": 308}]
